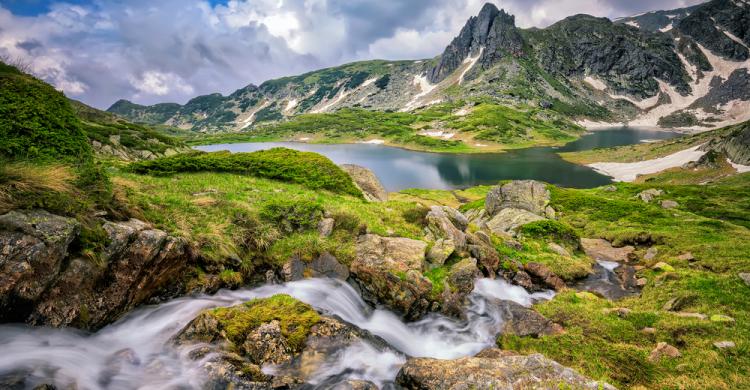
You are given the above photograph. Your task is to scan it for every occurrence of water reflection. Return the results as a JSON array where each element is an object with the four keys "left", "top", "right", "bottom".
[{"left": 195, "top": 127, "right": 682, "bottom": 191}]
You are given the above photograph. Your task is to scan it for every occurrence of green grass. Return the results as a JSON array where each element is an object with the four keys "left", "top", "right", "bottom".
[{"left": 127, "top": 148, "right": 362, "bottom": 197}]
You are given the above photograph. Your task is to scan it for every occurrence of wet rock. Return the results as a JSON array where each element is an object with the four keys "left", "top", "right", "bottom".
[
  {"left": 486, "top": 208, "right": 545, "bottom": 236},
  {"left": 636, "top": 189, "right": 664, "bottom": 203},
  {"left": 496, "top": 300, "right": 564, "bottom": 337},
  {"left": 661, "top": 200, "right": 679, "bottom": 209},
  {"left": 512, "top": 271, "right": 534, "bottom": 290},
  {"left": 468, "top": 242, "right": 500, "bottom": 276},
  {"left": 396, "top": 349, "right": 614, "bottom": 390},
  {"left": 713, "top": 341, "right": 736, "bottom": 349},
  {"left": 485, "top": 180, "right": 551, "bottom": 217},
  {"left": 580, "top": 238, "right": 634, "bottom": 262},
  {"left": 0, "top": 210, "right": 193, "bottom": 329},
  {"left": 282, "top": 252, "right": 349, "bottom": 282},
  {"left": 317, "top": 218, "right": 335, "bottom": 237},
  {"left": 524, "top": 263, "right": 566, "bottom": 291},
  {"left": 330, "top": 380, "right": 379, "bottom": 390},
  {"left": 351, "top": 234, "right": 431, "bottom": 319},
  {"left": 573, "top": 261, "right": 640, "bottom": 300},
  {"left": 339, "top": 164, "right": 388, "bottom": 202},
  {"left": 648, "top": 342, "right": 681, "bottom": 362}
]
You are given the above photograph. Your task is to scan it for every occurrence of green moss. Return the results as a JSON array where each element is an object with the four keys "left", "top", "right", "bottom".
[
  {"left": 519, "top": 219, "right": 580, "bottom": 248},
  {"left": 211, "top": 294, "right": 321, "bottom": 352},
  {"left": 424, "top": 265, "right": 449, "bottom": 297}
]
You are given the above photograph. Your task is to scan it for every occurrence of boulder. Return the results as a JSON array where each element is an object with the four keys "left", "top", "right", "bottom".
[
  {"left": 713, "top": 341, "right": 736, "bottom": 349},
  {"left": 580, "top": 238, "right": 634, "bottom": 262},
  {"left": 739, "top": 272, "right": 750, "bottom": 286},
  {"left": 424, "top": 206, "right": 467, "bottom": 257},
  {"left": 351, "top": 234, "right": 431, "bottom": 319},
  {"left": 396, "top": 349, "right": 615, "bottom": 390},
  {"left": 468, "top": 243, "right": 501, "bottom": 276},
  {"left": 661, "top": 200, "right": 679, "bottom": 209},
  {"left": 512, "top": 271, "right": 534, "bottom": 290},
  {"left": 485, "top": 180, "right": 551, "bottom": 217},
  {"left": 548, "top": 242, "right": 570, "bottom": 257},
  {"left": 496, "top": 300, "right": 563, "bottom": 337},
  {"left": 426, "top": 239, "right": 455, "bottom": 266},
  {"left": 652, "top": 262, "right": 675, "bottom": 272},
  {"left": 636, "top": 189, "right": 664, "bottom": 203},
  {"left": 440, "top": 258, "right": 481, "bottom": 318},
  {"left": 339, "top": 164, "right": 388, "bottom": 202},
  {"left": 486, "top": 208, "right": 545, "bottom": 236},
  {"left": 524, "top": 263, "right": 566, "bottom": 291},
  {"left": 0, "top": 210, "right": 193, "bottom": 329},
  {"left": 648, "top": 342, "right": 681, "bottom": 362},
  {"left": 282, "top": 252, "right": 349, "bottom": 282},
  {"left": 317, "top": 217, "right": 335, "bottom": 237}
]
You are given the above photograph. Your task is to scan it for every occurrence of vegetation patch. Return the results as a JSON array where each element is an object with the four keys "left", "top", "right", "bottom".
[{"left": 127, "top": 148, "right": 362, "bottom": 197}]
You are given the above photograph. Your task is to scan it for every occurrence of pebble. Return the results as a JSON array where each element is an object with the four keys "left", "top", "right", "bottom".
[{"left": 649, "top": 342, "right": 680, "bottom": 362}]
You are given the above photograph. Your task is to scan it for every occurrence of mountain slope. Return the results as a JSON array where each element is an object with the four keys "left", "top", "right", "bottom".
[{"left": 108, "top": 0, "right": 750, "bottom": 133}]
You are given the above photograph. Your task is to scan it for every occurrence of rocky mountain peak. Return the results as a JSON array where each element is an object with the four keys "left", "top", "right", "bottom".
[{"left": 428, "top": 3, "right": 524, "bottom": 83}]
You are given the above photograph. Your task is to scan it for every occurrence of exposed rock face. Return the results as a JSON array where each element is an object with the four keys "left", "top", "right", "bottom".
[
  {"left": 282, "top": 252, "right": 349, "bottom": 282},
  {"left": 486, "top": 208, "right": 546, "bottom": 236},
  {"left": 396, "top": 348, "right": 615, "bottom": 390},
  {"left": 524, "top": 263, "right": 566, "bottom": 291},
  {"left": 676, "top": 0, "right": 749, "bottom": 61},
  {"left": 428, "top": 4, "right": 524, "bottom": 83},
  {"left": 495, "top": 300, "right": 563, "bottom": 337},
  {"left": 703, "top": 123, "right": 750, "bottom": 165},
  {"left": 339, "top": 164, "right": 388, "bottom": 202},
  {"left": 581, "top": 238, "right": 635, "bottom": 262},
  {"left": 485, "top": 180, "right": 551, "bottom": 216},
  {"left": 351, "top": 234, "right": 431, "bottom": 319},
  {"left": 424, "top": 206, "right": 468, "bottom": 265},
  {"left": 0, "top": 210, "right": 193, "bottom": 329}
]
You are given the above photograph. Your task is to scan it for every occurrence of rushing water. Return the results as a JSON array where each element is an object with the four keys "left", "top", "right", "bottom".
[
  {"left": 0, "top": 278, "right": 553, "bottom": 389},
  {"left": 195, "top": 127, "right": 682, "bottom": 191}
]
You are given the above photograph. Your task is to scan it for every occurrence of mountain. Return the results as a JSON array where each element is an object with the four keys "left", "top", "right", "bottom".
[{"left": 108, "top": 0, "right": 750, "bottom": 132}]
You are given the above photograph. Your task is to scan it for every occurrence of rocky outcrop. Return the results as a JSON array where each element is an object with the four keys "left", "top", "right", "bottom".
[
  {"left": 339, "top": 164, "right": 388, "bottom": 202},
  {"left": 350, "top": 234, "right": 431, "bottom": 319},
  {"left": 676, "top": 0, "right": 749, "bottom": 62},
  {"left": 0, "top": 210, "right": 194, "bottom": 329},
  {"left": 495, "top": 300, "right": 564, "bottom": 337},
  {"left": 424, "top": 206, "right": 468, "bottom": 265},
  {"left": 581, "top": 238, "right": 635, "bottom": 262},
  {"left": 282, "top": 252, "right": 349, "bottom": 282},
  {"left": 486, "top": 208, "right": 545, "bottom": 236},
  {"left": 396, "top": 348, "right": 615, "bottom": 390},
  {"left": 174, "top": 295, "right": 386, "bottom": 389},
  {"left": 482, "top": 180, "right": 554, "bottom": 237},
  {"left": 428, "top": 4, "right": 524, "bottom": 83},
  {"left": 703, "top": 122, "right": 750, "bottom": 165}
]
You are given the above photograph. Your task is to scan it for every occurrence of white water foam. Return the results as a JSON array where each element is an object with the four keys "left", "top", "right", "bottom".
[{"left": 0, "top": 278, "right": 553, "bottom": 389}]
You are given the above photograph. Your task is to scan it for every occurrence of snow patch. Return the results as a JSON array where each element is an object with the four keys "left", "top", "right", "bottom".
[
  {"left": 285, "top": 99, "right": 298, "bottom": 112},
  {"left": 239, "top": 101, "right": 270, "bottom": 129},
  {"left": 728, "top": 159, "right": 750, "bottom": 173},
  {"left": 459, "top": 48, "right": 483, "bottom": 85},
  {"left": 625, "top": 21, "right": 640, "bottom": 28},
  {"left": 358, "top": 139, "right": 385, "bottom": 145},
  {"left": 361, "top": 77, "right": 378, "bottom": 88},
  {"left": 402, "top": 74, "right": 437, "bottom": 111},
  {"left": 584, "top": 76, "right": 607, "bottom": 91},
  {"left": 659, "top": 23, "right": 673, "bottom": 33},
  {"left": 589, "top": 145, "right": 706, "bottom": 182},
  {"left": 312, "top": 88, "right": 351, "bottom": 113},
  {"left": 609, "top": 92, "right": 660, "bottom": 110},
  {"left": 419, "top": 130, "right": 455, "bottom": 139}
]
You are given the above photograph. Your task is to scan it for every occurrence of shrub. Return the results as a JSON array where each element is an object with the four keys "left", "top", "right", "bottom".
[{"left": 260, "top": 198, "right": 323, "bottom": 233}]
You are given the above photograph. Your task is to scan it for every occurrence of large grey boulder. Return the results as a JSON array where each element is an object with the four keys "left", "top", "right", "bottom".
[
  {"left": 424, "top": 206, "right": 468, "bottom": 265},
  {"left": 396, "top": 348, "right": 615, "bottom": 390},
  {"left": 351, "top": 234, "right": 431, "bottom": 319},
  {"left": 495, "top": 299, "right": 563, "bottom": 337},
  {"left": 485, "top": 180, "right": 551, "bottom": 217},
  {"left": 486, "top": 208, "right": 545, "bottom": 236},
  {"left": 339, "top": 164, "right": 388, "bottom": 202}
]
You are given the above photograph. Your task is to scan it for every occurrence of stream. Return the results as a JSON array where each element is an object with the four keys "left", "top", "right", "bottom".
[{"left": 0, "top": 278, "right": 553, "bottom": 389}]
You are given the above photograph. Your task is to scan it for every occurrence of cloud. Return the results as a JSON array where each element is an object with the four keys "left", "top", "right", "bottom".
[{"left": 0, "top": 0, "right": 706, "bottom": 109}]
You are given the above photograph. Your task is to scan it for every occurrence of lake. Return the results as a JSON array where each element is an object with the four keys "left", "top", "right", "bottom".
[{"left": 195, "top": 127, "right": 682, "bottom": 191}]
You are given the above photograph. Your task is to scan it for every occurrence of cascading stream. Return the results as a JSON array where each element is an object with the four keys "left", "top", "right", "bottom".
[{"left": 0, "top": 278, "right": 553, "bottom": 389}]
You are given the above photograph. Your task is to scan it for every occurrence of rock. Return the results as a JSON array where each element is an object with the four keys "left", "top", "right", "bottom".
[
  {"left": 485, "top": 180, "right": 551, "bottom": 217},
  {"left": 739, "top": 273, "right": 750, "bottom": 286},
  {"left": 548, "top": 242, "right": 570, "bottom": 257},
  {"left": 426, "top": 239, "right": 455, "bottom": 266},
  {"left": 282, "top": 252, "right": 349, "bottom": 282},
  {"left": 710, "top": 314, "right": 735, "bottom": 323},
  {"left": 713, "top": 341, "right": 736, "bottom": 349},
  {"left": 396, "top": 349, "right": 615, "bottom": 390},
  {"left": 636, "top": 278, "right": 648, "bottom": 287},
  {"left": 636, "top": 189, "right": 664, "bottom": 203},
  {"left": 448, "top": 258, "right": 481, "bottom": 295},
  {"left": 677, "top": 252, "right": 696, "bottom": 262},
  {"left": 641, "top": 327, "right": 656, "bottom": 335},
  {"left": 524, "top": 263, "right": 566, "bottom": 291},
  {"left": 661, "top": 200, "right": 679, "bottom": 209},
  {"left": 351, "top": 234, "right": 431, "bottom": 319},
  {"left": 652, "top": 262, "right": 675, "bottom": 272},
  {"left": 544, "top": 205, "right": 556, "bottom": 219},
  {"left": 0, "top": 210, "right": 193, "bottom": 329},
  {"left": 673, "top": 312, "right": 707, "bottom": 320},
  {"left": 424, "top": 206, "right": 467, "bottom": 258},
  {"left": 580, "top": 238, "right": 634, "bottom": 262},
  {"left": 603, "top": 307, "right": 632, "bottom": 317},
  {"left": 644, "top": 247, "right": 658, "bottom": 261},
  {"left": 662, "top": 295, "right": 696, "bottom": 312},
  {"left": 496, "top": 300, "right": 564, "bottom": 337},
  {"left": 339, "top": 164, "right": 388, "bottom": 202},
  {"left": 317, "top": 217, "right": 335, "bottom": 237},
  {"left": 512, "top": 271, "right": 534, "bottom": 290},
  {"left": 648, "top": 342, "right": 681, "bottom": 362},
  {"left": 486, "top": 208, "right": 545, "bottom": 236},
  {"left": 468, "top": 243, "right": 500, "bottom": 276},
  {"left": 603, "top": 185, "right": 617, "bottom": 192}
]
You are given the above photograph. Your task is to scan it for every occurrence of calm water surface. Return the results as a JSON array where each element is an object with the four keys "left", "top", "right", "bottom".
[{"left": 195, "top": 127, "right": 682, "bottom": 191}]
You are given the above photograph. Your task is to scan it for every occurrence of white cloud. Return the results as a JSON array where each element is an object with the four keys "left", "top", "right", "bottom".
[{"left": 0, "top": 0, "right": 707, "bottom": 109}]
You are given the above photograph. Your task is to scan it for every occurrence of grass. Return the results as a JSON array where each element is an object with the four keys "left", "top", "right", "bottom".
[
  {"left": 127, "top": 148, "right": 362, "bottom": 197},
  {"left": 185, "top": 102, "right": 585, "bottom": 154}
]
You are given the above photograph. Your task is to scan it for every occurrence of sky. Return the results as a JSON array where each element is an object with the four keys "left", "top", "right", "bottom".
[{"left": 0, "top": 0, "right": 705, "bottom": 109}]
